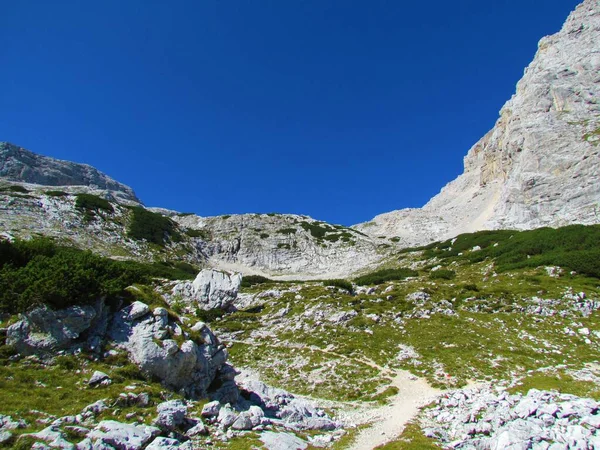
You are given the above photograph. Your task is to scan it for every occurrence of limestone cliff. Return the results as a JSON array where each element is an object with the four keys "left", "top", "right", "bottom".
[
  {"left": 355, "top": 0, "right": 600, "bottom": 247},
  {"left": 0, "top": 142, "right": 140, "bottom": 203}
]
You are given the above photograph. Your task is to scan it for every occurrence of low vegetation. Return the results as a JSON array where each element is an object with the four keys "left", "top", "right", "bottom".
[
  {"left": 127, "top": 207, "right": 180, "bottom": 245},
  {"left": 75, "top": 193, "right": 114, "bottom": 221},
  {"left": 0, "top": 238, "right": 193, "bottom": 314},
  {"left": 354, "top": 267, "right": 419, "bottom": 285}
]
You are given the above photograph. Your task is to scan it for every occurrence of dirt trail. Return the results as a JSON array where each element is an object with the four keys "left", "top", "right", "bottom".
[
  {"left": 231, "top": 339, "right": 443, "bottom": 449},
  {"left": 345, "top": 370, "right": 441, "bottom": 450}
]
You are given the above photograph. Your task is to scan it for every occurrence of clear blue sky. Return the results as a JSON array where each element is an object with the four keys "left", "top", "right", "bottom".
[{"left": 0, "top": 0, "right": 581, "bottom": 225}]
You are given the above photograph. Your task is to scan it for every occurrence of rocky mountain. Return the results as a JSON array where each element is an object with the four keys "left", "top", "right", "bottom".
[
  {"left": 174, "top": 213, "right": 385, "bottom": 279},
  {"left": 0, "top": 180, "right": 386, "bottom": 277},
  {"left": 0, "top": 142, "right": 140, "bottom": 204},
  {"left": 355, "top": 0, "right": 600, "bottom": 247}
]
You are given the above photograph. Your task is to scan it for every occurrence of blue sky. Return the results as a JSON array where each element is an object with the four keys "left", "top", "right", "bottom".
[{"left": 0, "top": 0, "right": 581, "bottom": 225}]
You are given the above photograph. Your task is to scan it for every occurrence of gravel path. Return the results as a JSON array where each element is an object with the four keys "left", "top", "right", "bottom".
[{"left": 345, "top": 370, "right": 441, "bottom": 450}]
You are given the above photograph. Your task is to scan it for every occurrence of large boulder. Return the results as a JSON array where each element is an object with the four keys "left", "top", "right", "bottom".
[
  {"left": 6, "top": 302, "right": 101, "bottom": 355},
  {"left": 108, "top": 302, "right": 228, "bottom": 398},
  {"left": 171, "top": 269, "right": 242, "bottom": 311},
  {"left": 88, "top": 420, "right": 160, "bottom": 449}
]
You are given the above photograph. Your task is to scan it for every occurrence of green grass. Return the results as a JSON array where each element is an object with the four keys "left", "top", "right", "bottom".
[
  {"left": 0, "top": 353, "right": 171, "bottom": 434},
  {"left": 375, "top": 422, "right": 440, "bottom": 449},
  {"left": 509, "top": 371, "right": 600, "bottom": 400}
]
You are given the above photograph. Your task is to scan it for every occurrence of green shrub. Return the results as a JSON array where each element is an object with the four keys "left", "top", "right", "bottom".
[
  {"left": 128, "top": 207, "right": 179, "bottom": 245},
  {"left": 260, "top": 233, "right": 270, "bottom": 239},
  {"left": 185, "top": 228, "right": 209, "bottom": 239},
  {"left": 45, "top": 190, "right": 69, "bottom": 197},
  {"left": 300, "top": 221, "right": 333, "bottom": 239},
  {"left": 277, "top": 243, "right": 291, "bottom": 250},
  {"left": 75, "top": 193, "right": 114, "bottom": 221},
  {"left": 0, "top": 185, "right": 29, "bottom": 193},
  {"left": 240, "top": 275, "right": 273, "bottom": 288},
  {"left": 429, "top": 269, "right": 456, "bottom": 280},
  {"left": 195, "top": 308, "right": 226, "bottom": 323},
  {"left": 0, "top": 238, "right": 194, "bottom": 314},
  {"left": 277, "top": 228, "right": 297, "bottom": 235},
  {"left": 323, "top": 279, "right": 353, "bottom": 292},
  {"left": 354, "top": 267, "right": 418, "bottom": 286}
]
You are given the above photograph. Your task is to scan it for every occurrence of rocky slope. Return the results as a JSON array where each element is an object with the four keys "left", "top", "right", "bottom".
[
  {"left": 355, "top": 0, "right": 600, "bottom": 247},
  {"left": 0, "top": 142, "right": 140, "bottom": 204},
  {"left": 174, "top": 213, "right": 385, "bottom": 278},
  {"left": 0, "top": 180, "right": 386, "bottom": 277}
]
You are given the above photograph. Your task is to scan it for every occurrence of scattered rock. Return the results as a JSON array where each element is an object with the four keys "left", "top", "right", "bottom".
[
  {"left": 260, "top": 431, "right": 307, "bottom": 450},
  {"left": 88, "top": 371, "right": 110, "bottom": 387},
  {"left": 88, "top": 420, "right": 160, "bottom": 450}
]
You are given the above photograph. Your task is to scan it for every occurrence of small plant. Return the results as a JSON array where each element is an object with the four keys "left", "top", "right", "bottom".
[
  {"left": 260, "top": 233, "right": 270, "bottom": 239},
  {"left": 277, "top": 243, "right": 291, "bottom": 250}
]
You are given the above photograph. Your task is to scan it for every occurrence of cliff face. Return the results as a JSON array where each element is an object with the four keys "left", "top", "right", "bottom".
[
  {"left": 355, "top": 0, "right": 600, "bottom": 246},
  {"left": 0, "top": 142, "right": 140, "bottom": 203}
]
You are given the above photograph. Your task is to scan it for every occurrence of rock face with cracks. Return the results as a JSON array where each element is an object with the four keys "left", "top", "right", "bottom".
[
  {"left": 355, "top": 0, "right": 600, "bottom": 247},
  {"left": 171, "top": 269, "right": 242, "bottom": 311},
  {"left": 0, "top": 141, "right": 140, "bottom": 204}
]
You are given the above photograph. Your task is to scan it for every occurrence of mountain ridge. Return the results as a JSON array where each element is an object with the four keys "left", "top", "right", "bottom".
[{"left": 354, "top": 0, "right": 600, "bottom": 246}]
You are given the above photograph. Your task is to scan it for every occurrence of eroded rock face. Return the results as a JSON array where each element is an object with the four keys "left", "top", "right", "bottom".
[
  {"left": 355, "top": 0, "right": 600, "bottom": 247},
  {"left": 0, "top": 142, "right": 140, "bottom": 203},
  {"left": 174, "top": 213, "right": 384, "bottom": 278},
  {"left": 6, "top": 303, "right": 100, "bottom": 355},
  {"left": 171, "top": 269, "right": 242, "bottom": 311},
  {"left": 108, "top": 302, "right": 228, "bottom": 398}
]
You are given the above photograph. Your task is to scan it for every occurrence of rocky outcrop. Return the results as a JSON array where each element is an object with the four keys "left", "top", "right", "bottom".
[
  {"left": 422, "top": 385, "right": 600, "bottom": 449},
  {"left": 0, "top": 142, "right": 140, "bottom": 203},
  {"left": 171, "top": 269, "right": 242, "bottom": 311},
  {"left": 108, "top": 302, "right": 228, "bottom": 398},
  {"left": 355, "top": 0, "right": 600, "bottom": 247},
  {"left": 6, "top": 301, "right": 105, "bottom": 355},
  {"left": 6, "top": 298, "right": 230, "bottom": 399},
  {"left": 174, "top": 213, "right": 385, "bottom": 278}
]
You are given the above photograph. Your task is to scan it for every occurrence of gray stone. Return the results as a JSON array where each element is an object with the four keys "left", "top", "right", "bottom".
[
  {"left": 171, "top": 269, "right": 242, "bottom": 311},
  {"left": 108, "top": 303, "right": 228, "bottom": 398},
  {"left": 88, "top": 371, "right": 110, "bottom": 387},
  {"left": 201, "top": 401, "right": 221, "bottom": 418},
  {"left": 185, "top": 421, "right": 207, "bottom": 437},
  {"left": 145, "top": 437, "right": 182, "bottom": 450},
  {"left": 128, "top": 302, "right": 150, "bottom": 321},
  {"left": 88, "top": 420, "right": 160, "bottom": 449},
  {"left": 260, "top": 431, "right": 307, "bottom": 450},
  {"left": 217, "top": 405, "right": 238, "bottom": 429},
  {"left": 0, "top": 431, "right": 13, "bottom": 445},
  {"left": 154, "top": 400, "right": 187, "bottom": 431},
  {"left": 7, "top": 304, "right": 97, "bottom": 355}
]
